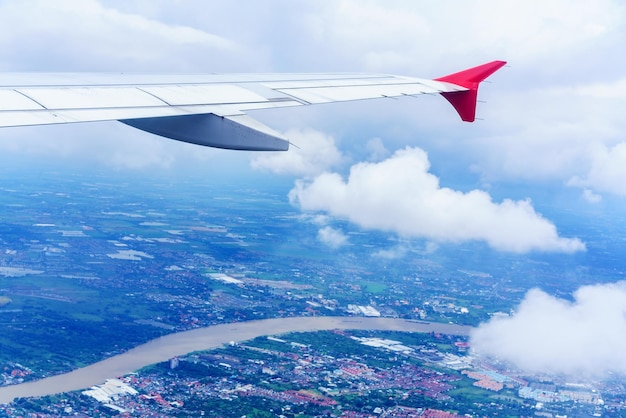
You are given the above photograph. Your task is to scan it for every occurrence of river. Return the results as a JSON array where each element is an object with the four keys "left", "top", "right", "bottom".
[{"left": 0, "top": 316, "right": 471, "bottom": 403}]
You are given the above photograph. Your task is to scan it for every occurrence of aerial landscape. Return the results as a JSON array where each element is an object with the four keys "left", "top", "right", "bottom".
[
  {"left": 0, "top": 167, "right": 624, "bottom": 417},
  {"left": 1, "top": 1, "right": 626, "bottom": 417}
]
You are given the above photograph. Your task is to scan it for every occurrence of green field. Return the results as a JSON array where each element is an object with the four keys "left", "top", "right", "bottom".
[{"left": 362, "top": 281, "right": 388, "bottom": 293}]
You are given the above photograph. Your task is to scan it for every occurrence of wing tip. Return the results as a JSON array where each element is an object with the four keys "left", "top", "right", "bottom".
[{"left": 434, "top": 60, "right": 507, "bottom": 122}]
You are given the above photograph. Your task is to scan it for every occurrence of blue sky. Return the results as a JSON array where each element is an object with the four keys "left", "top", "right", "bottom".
[
  {"left": 1, "top": 0, "right": 626, "bottom": 376},
  {"left": 1, "top": 0, "right": 624, "bottom": 253}
]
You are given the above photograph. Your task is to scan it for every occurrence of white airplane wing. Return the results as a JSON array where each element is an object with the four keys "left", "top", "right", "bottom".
[{"left": 0, "top": 61, "right": 506, "bottom": 151}]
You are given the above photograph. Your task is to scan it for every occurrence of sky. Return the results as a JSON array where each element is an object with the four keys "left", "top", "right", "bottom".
[{"left": 1, "top": 0, "right": 626, "bottom": 378}]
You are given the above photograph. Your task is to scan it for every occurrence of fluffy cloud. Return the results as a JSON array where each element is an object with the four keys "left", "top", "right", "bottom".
[
  {"left": 251, "top": 129, "right": 344, "bottom": 177},
  {"left": 289, "top": 148, "right": 584, "bottom": 253},
  {"left": 317, "top": 226, "right": 348, "bottom": 249},
  {"left": 471, "top": 281, "right": 626, "bottom": 378}
]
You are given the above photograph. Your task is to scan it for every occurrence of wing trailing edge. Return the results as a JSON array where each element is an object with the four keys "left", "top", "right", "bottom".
[{"left": 434, "top": 60, "right": 507, "bottom": 122}]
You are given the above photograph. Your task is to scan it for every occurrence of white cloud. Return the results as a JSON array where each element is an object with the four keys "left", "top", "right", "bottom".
[
  {"left": 568, "top": 142, "right": 626, "bottom": 196},
  {"left": 471, "top": 281, "right": 626, "bottom": 378},
  {"left": 365, "top": 138, "right": 390, "bottom": 162},
  {"left": 372, "top": 246, "right": 407, "bottom": 260},
  {"left": 317, "top": 226, "right": 348, "bottom": 249},
  {"left": 250, "top": 128, "right": 344, "bottom": 177},
  {"left": 310, "top": 214, "right": 331, "bottom": 226},
  {"left": 582, "top": 189, "right": 602, "bottom": 204},
  {"left": 0, "top": 0, "right": 240, "bottom": 72},
  {"left": 289, "top": 147, "right": 585, "bottom": 253}
]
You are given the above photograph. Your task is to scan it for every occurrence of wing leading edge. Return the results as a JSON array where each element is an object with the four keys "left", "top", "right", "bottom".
[{"left": 0, "top": 61, "right": 506, "bottom": 151}]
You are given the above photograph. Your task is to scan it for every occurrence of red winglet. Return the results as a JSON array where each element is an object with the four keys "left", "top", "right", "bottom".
[{"left": 434, "top": 60, "right": 507, "bottom": 122}]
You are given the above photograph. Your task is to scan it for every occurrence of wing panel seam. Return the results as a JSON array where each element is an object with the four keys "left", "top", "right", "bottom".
[
  {"left": 135, "top": 87, "right": 172, "bottom": 106},
  {"left": 13, "top": 89, "right": 48, "bottom": 110},
  {"left": 276, "top": 81, "right": 444, "bottom": 92},
  {"left": 0, "top": 74, "right": 393, "bottom": 89},
  {"left": 0, "top": 101, "right": 272, "bottom": 113}
]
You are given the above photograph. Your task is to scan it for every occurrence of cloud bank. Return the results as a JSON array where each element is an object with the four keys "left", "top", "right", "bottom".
[
  {"left": 289, "top": 148, "right": 584, "bottom": 253},
  {"left": 0, "top": 0, "right": 624, "bottom": 197},
  {"left": 471, "top": 281, "right": 626, "bottom": 378}
]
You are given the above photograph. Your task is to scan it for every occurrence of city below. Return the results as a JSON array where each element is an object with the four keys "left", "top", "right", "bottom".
[{"left": 0, "top": 168, "right": 625, "bottom": 417}]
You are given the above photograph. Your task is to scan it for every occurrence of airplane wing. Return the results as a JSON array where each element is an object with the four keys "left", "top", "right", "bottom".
[{"left": 0, "top": 60, "right": 506, "bottom": 151}]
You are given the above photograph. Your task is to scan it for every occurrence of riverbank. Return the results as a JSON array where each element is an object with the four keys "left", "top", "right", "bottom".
[{"left": 0, "top": 316, "right": 471, "bottom": 403}]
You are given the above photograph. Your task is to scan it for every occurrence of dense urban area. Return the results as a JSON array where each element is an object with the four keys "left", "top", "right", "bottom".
[
  {"left": 4, "top": 329, "right": 624, "bottom": 417},
  {"left": 1, "top": 169, "right": 625, "bottom": 417}
]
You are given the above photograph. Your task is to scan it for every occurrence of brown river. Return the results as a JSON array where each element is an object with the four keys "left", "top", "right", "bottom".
[{"left": 0, "top": 316, "right": 471, "bottom": 403}]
